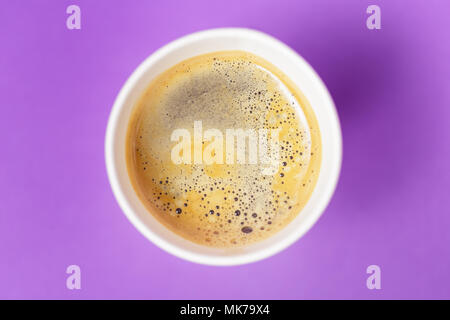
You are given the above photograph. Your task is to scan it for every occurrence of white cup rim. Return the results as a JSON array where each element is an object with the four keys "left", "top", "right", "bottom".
[{"left": 105, "top": 28, "right": 342, "bottom": 266}]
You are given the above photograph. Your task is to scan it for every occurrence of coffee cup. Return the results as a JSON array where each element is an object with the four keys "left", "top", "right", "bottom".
[{"left": 105, "top": 28, "right": 342, "bottom": 266}]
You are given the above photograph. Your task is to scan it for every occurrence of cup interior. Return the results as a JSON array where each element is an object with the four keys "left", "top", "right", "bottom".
[{"left": 105, "top": 28, "right": 342, "bottom": 266}]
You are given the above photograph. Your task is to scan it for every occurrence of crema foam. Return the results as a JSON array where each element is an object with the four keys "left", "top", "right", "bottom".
[{"left": 126, "top": 51, "right": 321, "bottom": 247}]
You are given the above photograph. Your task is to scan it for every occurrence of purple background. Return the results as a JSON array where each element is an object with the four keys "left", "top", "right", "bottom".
[{"left": 1, "top": 0, "right": 449, "bottom": 300}]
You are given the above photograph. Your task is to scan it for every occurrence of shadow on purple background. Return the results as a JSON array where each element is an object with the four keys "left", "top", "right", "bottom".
[{"left": 0, "top": 0, "right": 449, "bottom": 299}]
